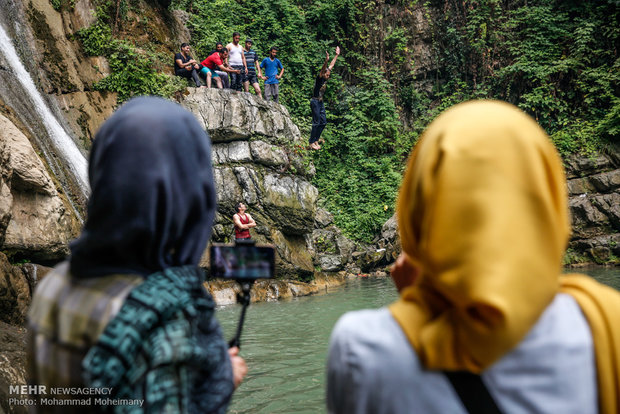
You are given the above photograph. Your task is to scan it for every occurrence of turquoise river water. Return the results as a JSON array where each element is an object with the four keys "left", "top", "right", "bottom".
[{"left": 216, "top": 268, "right": 620, "bottom": 414}]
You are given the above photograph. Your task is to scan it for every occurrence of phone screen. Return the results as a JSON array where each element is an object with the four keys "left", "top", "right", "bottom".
[{"left": 209, "top": 244, "right": 275, "bottom": 280}]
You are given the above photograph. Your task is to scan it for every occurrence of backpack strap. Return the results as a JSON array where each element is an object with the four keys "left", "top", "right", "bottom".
[{"left": 444, "top": 371, "right": 503, "bottom": 414}]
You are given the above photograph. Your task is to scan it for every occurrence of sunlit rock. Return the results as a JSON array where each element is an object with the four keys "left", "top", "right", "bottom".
[{"left": 0, "top": 114, "right": 79, "bottom": 260}]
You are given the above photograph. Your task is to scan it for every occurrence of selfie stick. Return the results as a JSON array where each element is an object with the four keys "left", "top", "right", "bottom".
[
  {"left": 229, "top": 280, "right": 253, "bottom": 349},
  {"left": 229, "top": 238, "right": 256, "bottom": 349}
]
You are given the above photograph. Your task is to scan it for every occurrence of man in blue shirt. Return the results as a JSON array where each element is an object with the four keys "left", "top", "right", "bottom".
[{"left": 260, "top": 47, "right": 284, "bottom": 103}]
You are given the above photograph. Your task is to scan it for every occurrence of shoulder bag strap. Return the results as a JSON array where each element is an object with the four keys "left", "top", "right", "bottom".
[{"left": 444, "top": 371, "right": 503, "bottom": 414}]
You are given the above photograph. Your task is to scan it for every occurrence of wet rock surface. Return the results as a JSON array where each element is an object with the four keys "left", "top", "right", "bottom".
[
  {"left": 0, "top": 321, "right": 28, "bottom": 414},
  {"left": 183, "top": 89, "right": 323, "bottom": 279},
  {"left": 374, "top": 150, "right": 620, "bottom": 266},
  {"left": 0, "top": 114, "right": 80, "bottom": 262},
  {"left": 0, "top": 252, "right": 51, "bottom": 414},
  {"left": 205, "top": 272, "right": 348, "bottom": 306},
  {"left": 565, "top": 151, "right": 620, "bottom": 264}
]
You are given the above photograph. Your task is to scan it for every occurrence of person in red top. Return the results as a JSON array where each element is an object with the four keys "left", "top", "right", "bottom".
[
  {"left": 201, "top": 49, "right": 240, "bottom": 89},
  {"left": 233, "top": 202, "right": 256, "bottom": 240}
]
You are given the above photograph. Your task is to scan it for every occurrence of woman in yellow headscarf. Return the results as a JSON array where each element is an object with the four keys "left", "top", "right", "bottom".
[{"left": 327, "top": 100, "right": 620, "bottom": 414}]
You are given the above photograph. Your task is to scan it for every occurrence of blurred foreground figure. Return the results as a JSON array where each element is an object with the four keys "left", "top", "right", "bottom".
[
  {"left": 327, "top": 100, "right": 620, "bottom": 414},
  {"left": 28, "top": 97, "right": 246, "bottom": 413}
]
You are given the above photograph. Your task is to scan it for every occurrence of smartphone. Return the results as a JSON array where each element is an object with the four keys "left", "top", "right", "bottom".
[{"left": 209, "top": 244, "right": 275, "bottom": 280}]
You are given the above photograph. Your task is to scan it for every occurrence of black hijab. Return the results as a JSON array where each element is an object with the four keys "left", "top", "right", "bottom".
[{"left": 70, "top": 96, "right": 216, "bottom": 278}]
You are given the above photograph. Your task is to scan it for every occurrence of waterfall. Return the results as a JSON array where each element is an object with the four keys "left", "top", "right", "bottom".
[{"left": 0, "top": 23, "right": 90, "bottom": 196}]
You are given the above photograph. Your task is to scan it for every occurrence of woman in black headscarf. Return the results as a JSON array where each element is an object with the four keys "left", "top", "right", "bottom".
[{"left": 28, "top": 96, "right": 246, "bottom": 413}]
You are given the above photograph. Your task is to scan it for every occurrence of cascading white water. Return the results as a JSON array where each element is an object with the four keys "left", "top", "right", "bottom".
[{"left": 0, "top": 23, "right": 89, "bottom": 195}]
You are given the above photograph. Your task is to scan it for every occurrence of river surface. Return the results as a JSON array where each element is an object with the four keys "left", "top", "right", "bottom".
[{"left": 216, "top": 268, "right": 620, "bottom": 414}]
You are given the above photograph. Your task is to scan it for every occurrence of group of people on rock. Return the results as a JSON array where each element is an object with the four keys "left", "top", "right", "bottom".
[
  {"left": 27, "top": 95, "right": 620, "bottom": 414},
  {"left": 174, "top": 33, "right": 284, "bottom": 103},
  {"left": 174, "top": 32, "right": 340, "bottom": 150}
]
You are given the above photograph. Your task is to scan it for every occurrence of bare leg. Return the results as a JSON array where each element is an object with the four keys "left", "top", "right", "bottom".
[
  {"left": 243, "top": 81, "right": 250, "bottom": 93},
  {"left": 252, "top": 82, "right": 262, "bottom": 98},
  {"left": 207, "top": 72, "right": 212, "bottom": 88},
  {"left": 215, "top": 77, "right": 223, "bottom": 89}
]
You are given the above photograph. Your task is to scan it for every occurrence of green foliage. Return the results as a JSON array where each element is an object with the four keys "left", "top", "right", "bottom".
[
  {"left": 313, "top": 68, "right": 409, "bottom": 241},
  {"left": 94, "top": 42, "right": 186, "bottom": 102},
  {"left": 562, "top": 248, "right": 589, "bottom": 266},
  {"left": 85, "top": 0, "right": 618, "bottom": 242},
  {"left": 430, "top": 0, "right": 618, "bottom": 155},
  {"left": 77, "top": 22, "right": 113, "bottom": 56},
  {"left": 50, "top": 0, "right": 78, "bottom": 10},
  {"left": 76, "top": 5, "right": 186, "bottom": 103}
]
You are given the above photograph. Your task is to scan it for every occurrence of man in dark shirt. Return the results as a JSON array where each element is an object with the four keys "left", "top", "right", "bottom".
[
  {"left": 243, "top": 39, "right": 263, "bottom": 97},
  {"left": 174, "top": 43, "right": 202, "bottom": 87},
  {"left": 310, "top": 46, "right": 340, "bottom": 150}
]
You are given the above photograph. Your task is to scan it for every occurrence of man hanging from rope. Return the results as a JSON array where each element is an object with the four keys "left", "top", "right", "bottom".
[{"left": 309, "top": 46, "right": 340, "bottom": 150}]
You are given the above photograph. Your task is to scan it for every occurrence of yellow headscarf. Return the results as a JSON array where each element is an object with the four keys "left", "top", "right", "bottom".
[{"left": 390, "top": 100, "right": 620, "bottom": 413}]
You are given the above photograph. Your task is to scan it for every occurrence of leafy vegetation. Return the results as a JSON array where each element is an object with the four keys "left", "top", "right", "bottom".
[
  {"left": 76, "top": 1, "right": 186, "bottom": 102},
  {"left": 168, "top": 0, "right": 415, "bottom": 241},
  {"left": 71, "top": 0, "right": 618, "bottom": 242},
  {"left": 415, "top": 0, "right": 619, "bottom": 156}
]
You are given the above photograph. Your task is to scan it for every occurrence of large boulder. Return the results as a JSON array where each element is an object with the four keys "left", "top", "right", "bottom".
[
  {"left": 0, "top": 114, "right": 80, "bottom": 261},
  {"left": 0, "top": 253, "right": 31, "bottom": 326},
  {"left": 184, "top": 89, "right": 321, "bottom": 278},
  {"left": 183, "top": 88, "right": 302, "bottom": 143}
]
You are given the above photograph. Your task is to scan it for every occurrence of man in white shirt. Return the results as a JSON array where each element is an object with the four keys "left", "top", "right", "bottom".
[{"left": 226, "top": 32, "right": 248, "bottom": 92}]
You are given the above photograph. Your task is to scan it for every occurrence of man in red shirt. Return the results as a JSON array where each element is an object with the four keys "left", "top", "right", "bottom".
[{"left": 201, "top": 49, "right": 241, "bottom": 88}]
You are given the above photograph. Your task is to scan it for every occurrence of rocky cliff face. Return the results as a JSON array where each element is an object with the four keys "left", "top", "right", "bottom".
[
  {"left": 0, "top": 0, "right": 118, "bottom": 208},
  {"left": 565, "top": 152, "right": 620, "bottom": 264},
  {"left": 181, "top": 88, "right": 368, "bottom": 279},
  {"left": 0, "top": 113, "right": 80, "bottom": 262},
  {"left": 1, "top": 0, "right": 618, "bottom": 273},
  {"left": 182, "top": 88, "right": 323, "bottom": 279},
  {"left": 373, "top": 150, "right": 620, "bottom": 267}
]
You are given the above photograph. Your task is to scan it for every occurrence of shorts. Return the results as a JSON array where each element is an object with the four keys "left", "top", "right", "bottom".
[
  {"left": 200, "top": 67, "right": 219, "bottom": 78},
  {"left": 245, "top": 72, "right": 258, "bottom": 84}
]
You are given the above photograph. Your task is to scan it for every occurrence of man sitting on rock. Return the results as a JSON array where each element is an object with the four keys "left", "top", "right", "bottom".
[
  {"left": 174, "top": 43, "right": 202, "bottom": 87},
  {"left": 201, "top": 49, "right": 241, "bottom": 89},
  {"left": 233, "top": 203, "right": 256, "bottom": 241},
  {"left": 207, "top": 42, "right": 230, "bottom": 89}
]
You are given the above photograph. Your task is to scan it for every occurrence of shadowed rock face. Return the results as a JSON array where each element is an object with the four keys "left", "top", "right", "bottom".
[
  {"left": 373, "top": 150, "right": 620, "bottom": 267},
  {"left": 0, "top": 251, "right": 51, "bottom": 414},
  {"left": 565, "top": 152, "right": 620, "bottom": 263}
]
